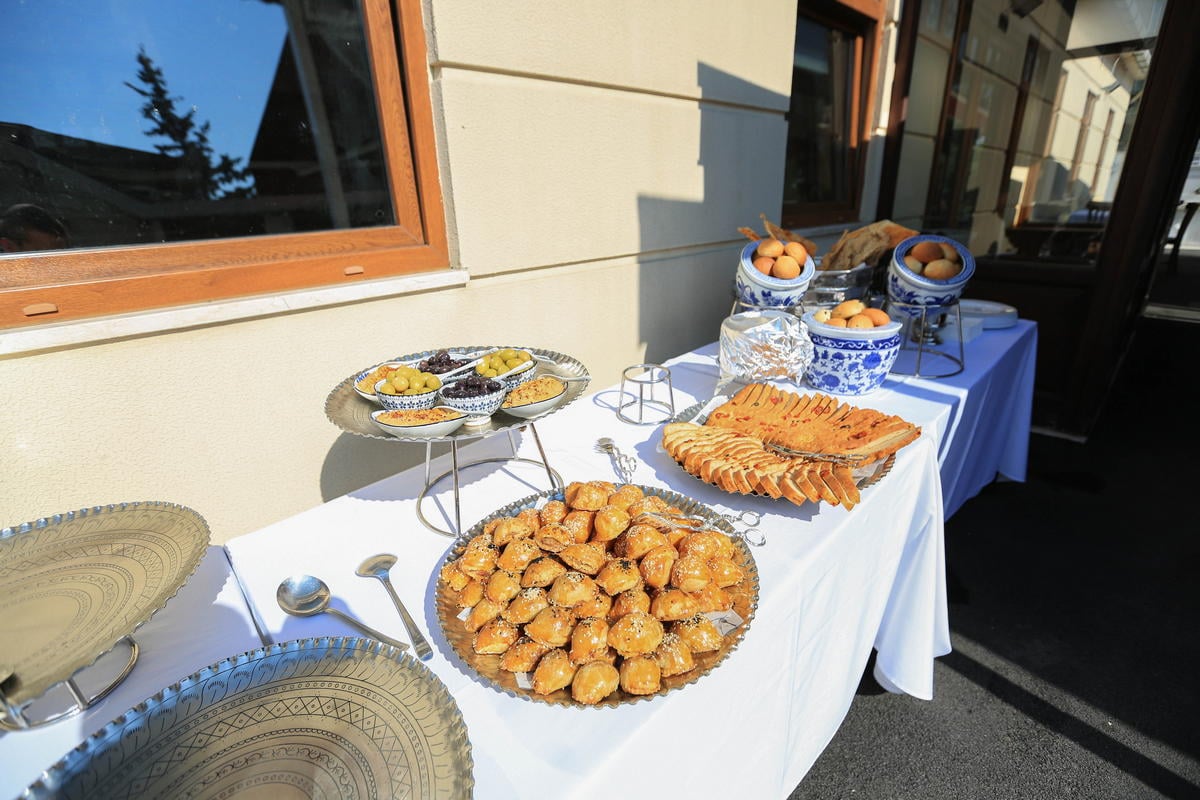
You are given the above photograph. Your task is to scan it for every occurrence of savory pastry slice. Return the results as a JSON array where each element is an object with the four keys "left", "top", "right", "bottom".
[
  {"left": 591, "top": 505, "right": 631, "bottom": 542},
  {"left": 463, "top": 597, "right": 505, "bottom": 633},
  {"left": 609, "top": 586, "right": 651, "bottom": 619},
  {"left": 502, "top": 587, "right": 550, "bottom": 624},
  {"left": 531, "top": 648, "right": 576, "bottom": 695},
  {"left": 561, "top": 511, "right": 595, "bottom": 544},
  {"left": 570, "top": 661, "right": 620, "bottom": 705},
  {"left": 472, "top": 617, "right": 520, "bottom": 655},
  {"left": 649, "top": 588, "right": 700, "bottom": 621},
  {"left": 638, "top": 544, "right": 678, "bottom": 590},
  {"left": 496, "top": 538, "right": 542, "bottom": 572},
  {"left": 594, "top": 557, "right": 641, "bottom": 596},
  {"left": 568, "top": 616, "right": 611, "bottom": 665},
  {"left": 564, "top": 481, "right": 609, "bottom": 512},
  {"left": 547, "top": 571, "right": 600, "bottom": 609},
  {"left": 607, "top": 611, "right": 664, "bottom": 657},
  {"left": 484, "top": 568, "right": 523, "bottom": 604},
  {"left": 612, "top": 524, "right": 669, "bottom": 560},
  {"left": 653, "top": 632, "right": 696, "bottom": 677},
  {"left": 499, "top": 636, "right": 551, "bottom": 673},
  {"left": 456, "top": 578, "right": 484, "bottom": 609},
  {"left": 618, "top": 654, "right": 662, "bottom": 695},
  {"left": 533, "top": 522, "right": 574, "bottom": 553},
  {"left": 669, "top": 555, "right": 712, "bottom": 593},
  {"left": 521, "top": 555, "right": 568, "bottom": 588},
  {"left": 525, "top": 605, "right": 577, "bottom": 648},
  {"left": 558, "top": 542, "right": 606, "bottom": 575},
  {"left": 491, "top": 516, "right": 535, "bottom": 547},
  {"left": 538, "top": 499, "right": 568, "bottom": 526},
  {"left": 673, "top": 613, "right": 723, "bottom": 653}
]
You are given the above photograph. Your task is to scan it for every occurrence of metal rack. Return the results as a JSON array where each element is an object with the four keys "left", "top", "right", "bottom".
[{"left": 885, "top": 299, "right": 965, "bottom": 378}]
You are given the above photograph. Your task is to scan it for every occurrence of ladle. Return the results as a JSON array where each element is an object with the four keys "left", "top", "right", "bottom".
[
  {"left": 276, "top": 575, "right": 409, "bottom": 652},
  {"left": 355, "top": 554, "right": 433, "bottom": 660}
]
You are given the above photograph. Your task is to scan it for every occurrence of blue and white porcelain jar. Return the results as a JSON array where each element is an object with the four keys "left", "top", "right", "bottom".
[
  {"left": 887, "top": 234, "right": 975, "bottom": 316},
  {"left": 735, "top": 240, "right": 816, "bottom": 308},
  {"left": 801, "top": 310, "right": 902, "bottom": 396}
]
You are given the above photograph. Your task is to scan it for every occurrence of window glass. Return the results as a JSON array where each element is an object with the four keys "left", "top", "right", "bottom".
[{"left": 0, "top": 0, "right": 393, "bottom": 253}]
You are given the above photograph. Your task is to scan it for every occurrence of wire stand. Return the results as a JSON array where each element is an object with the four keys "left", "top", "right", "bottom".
[
  {"left": 414, "top": 424, "right": 563, "bottom": 538},
  {"left": 729, "top": 297, "right": 807, "bottom": 317},
  {"left": 0, "top": 636, "right": 139, "bottom": 731},
  {"left": 886, "top": 299, "right": 965, "bottom": 378}
]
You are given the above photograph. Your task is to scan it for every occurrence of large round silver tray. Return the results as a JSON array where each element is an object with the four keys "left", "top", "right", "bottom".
[
  {"left": 435, "top": 484, "right": 759, "bottom": 708},
  {"left": 0, "top": 502, "right": 209, "bottom": 711},
  {"left": 325, "top": 346, "right": 591, "bottom": 442},
  {"left": 22, "top": 637, "right": 474, "bottom": 800}
]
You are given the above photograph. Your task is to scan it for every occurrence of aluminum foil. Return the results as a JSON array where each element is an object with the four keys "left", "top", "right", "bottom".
[{"left": 719, "top": 310, "right": 813, "bottom": 384}]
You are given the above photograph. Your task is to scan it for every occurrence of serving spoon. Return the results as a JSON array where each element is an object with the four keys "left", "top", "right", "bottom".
[
  {"left": 355, "top": 554, "right": 434, "bottom": 660},
  {"left": 276, "top": 575, "right": 409, "bottom": 652}
]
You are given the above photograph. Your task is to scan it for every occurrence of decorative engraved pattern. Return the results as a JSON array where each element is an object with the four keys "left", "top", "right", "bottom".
[
  {"left": 436, "top": 485, "right": 760, "bottom": 708},
  {"left": 21, "top": 638, "right": 473, "bottom": 800},
  {"left": 0, "top": 502, "right": 209, "bottom": 707}
]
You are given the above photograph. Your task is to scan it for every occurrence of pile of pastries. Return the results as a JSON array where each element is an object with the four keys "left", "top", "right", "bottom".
[
  {"left": 662, "top": 384, "right": 920, "bottom": 510},
  {"left": 438, "top": 481, "right": 754, "bottom": 705}
]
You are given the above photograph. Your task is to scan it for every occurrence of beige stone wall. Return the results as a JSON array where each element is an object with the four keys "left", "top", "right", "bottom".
[{"left": 0, "top": 0, "right": 801, "bottom": 544}]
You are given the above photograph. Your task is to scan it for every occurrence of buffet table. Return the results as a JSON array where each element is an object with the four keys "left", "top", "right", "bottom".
[{"left": 0, "top": 322, "right": 1035, "bottom": 799}]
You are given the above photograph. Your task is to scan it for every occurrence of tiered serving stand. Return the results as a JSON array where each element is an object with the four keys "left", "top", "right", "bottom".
[
  {"left": 885, "top": 299, "right": 966, "bottom": 378},
  {"left": 324, "top": 346, "right": 590, "bottom": 537}
]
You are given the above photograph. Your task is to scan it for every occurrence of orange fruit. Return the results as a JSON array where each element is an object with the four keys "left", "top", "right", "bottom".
[
  {"left": 825, "top": 317, "right": 848, "bottom": 327},
  {"left": 847, "top": 314, "right": 874, "bottom": 329},
  {"left": 861, "top": 307, "right": 891, "bottom": 326},
  {"left": 756, "top": 238, "right": 785, "bottom": 258},
  {"left": 910, "top": 241, "right": 944, "bottom": 263},
  {"left": 923, "top": 259, "right": 962, "bottom": 280},
  {"left": 753, "top": 256, "right": 775, "bottom": 275},
  {"left": 783, "top": 241, "right": 808, "bottom": 262},
  {"left": 771, "top": 255, "right": 801, "bottom": 280}
]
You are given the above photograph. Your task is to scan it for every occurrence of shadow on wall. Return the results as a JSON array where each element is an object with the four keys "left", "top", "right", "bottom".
[{"left": 635, "top": 62, "right": 789, "bottom": 366}]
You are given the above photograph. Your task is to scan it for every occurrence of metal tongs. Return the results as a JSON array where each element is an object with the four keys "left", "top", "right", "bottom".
[
  {"left": 596, "top": 437, "right": 638, "bottom": 484},
  {"left": 634, "top": 510, "right": 766, "bottom": 548},
  {"left": 762, "top": 440, "right": 868, "bottom": 466}
]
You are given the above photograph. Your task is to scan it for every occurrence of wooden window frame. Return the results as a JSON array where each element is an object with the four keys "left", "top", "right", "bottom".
[
  {"left": 0, "top": 0, "right": 447, "bottom": 330},
  {"left": 780, "top": 0, "right": 884, "bottom": 229}
]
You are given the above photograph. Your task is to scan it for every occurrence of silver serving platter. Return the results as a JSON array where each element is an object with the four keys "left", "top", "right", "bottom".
[
  {"left": 22, "top": 637, "right": 474, "bottom": 800},
  {"left": 325, "top": 346, "right": 590, "bottom": 442},
  {"left": 0, "top": 502, "right": 209, "bottom": 711},
  {"left": 435, "top": 484, "right": 759, "bottom": 708}
]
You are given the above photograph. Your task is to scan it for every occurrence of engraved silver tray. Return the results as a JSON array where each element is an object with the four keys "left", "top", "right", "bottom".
[
  {"left": 325, "top": 346, "right": 590, "bottom": 442},
  {"left": 22, "top": 638, "right": 474, "bottom": 800},
  {"left": 0, "top": 502, "right": 209, "bottom": 712},
  {"left": 435, "top": 485, "right": 759, "bottom": 708}
]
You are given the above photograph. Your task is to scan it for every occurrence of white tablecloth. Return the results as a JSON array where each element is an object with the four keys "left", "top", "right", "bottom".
[{"left": 0, "top": 547, "right": 266, "bottom": 799}]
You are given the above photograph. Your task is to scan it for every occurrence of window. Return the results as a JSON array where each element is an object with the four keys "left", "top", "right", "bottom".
[
  {"left": 0, "top": 0, "right": 445, "bottom": 329},
  {"left": 781, "top": 0, "right": 882, "bottom": 228}
]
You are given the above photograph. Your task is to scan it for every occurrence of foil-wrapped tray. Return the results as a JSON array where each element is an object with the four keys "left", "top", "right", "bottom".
[
  {"left": 325, "top": 346, "right": 590, "bottom": 442},
  {"left": 435, "top": 485, "right": 759, "bottom": 708},
  {"left": 0, "top": 502, "right": 209, "bottom": 712},
  {"left": 22, "top": 638, "right": 474, "bottom": 800}
]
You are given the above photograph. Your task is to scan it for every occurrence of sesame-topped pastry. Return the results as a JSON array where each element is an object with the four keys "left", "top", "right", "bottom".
[
  {"left": 568, "top": 616, "right": 611, "bottom": 665},
  {"left": 558, "top": 542, "right": 606, "bottom": 575},
  {"left": 463, "top": 597, "right": 505, "bottom": 633},
  {"left": 547, "top": 571, "right": 600, "bottom": 608},
  {"left": 591, "top": 505, "right": 631, "bottom": 543},
  {"left": 521, "top": 555, "right": 567, "bottom": 588},
  {"left": 619, "top": 654, "right": 663, "bottom": 695},
  {"left": 538, "top": 499, "right": 569, "bottom": 526},
  {"left": 440, "top": 559, "right": 471, "bottom": 592},
  {"left": 676, "top": 529, "right": 730, "bottom": 561},
  {"left": 482, "top": 568, "right": 522, "bottom": 605},
  {"left": 456, "top": 578, "right": 484, "bottom": 609},
  {"left": 515, "top": 508, "right": 541, "bottom": 532},
  {"left": 605, "top": 484, "right": 644, "bottom": 512},
  {"left": 673, "top": 613, "right": 723, "bottom": 653},
  {"left": 664, "top": 527, "right": 691, "bottom": 548},
  {"left": 525, "top": 605, "right": 577, "bottom": 648},
  {"left": 612, "top": 524, "right": 669, "bottom": 560},
  {"left": 649, "top": 588, "right": 700, "bottom": 621},
  {"left": 574, "top": 590, "right": 613, "bottom": 619},
  {"left": 609, "top": 586, "right": 651, "bottom": 620},
  {"left": 472, "top": 617, "right": 520, "bottom": 655},
  {"left": 653, "top": 632, "right": 696, "bottom": 677},
  {"left": 689, "top": 582, "right": 733, "bottom": 614},
  {"left": 491, "top": 516, "right": 535, "bottom": 547},
  {"left": 499, "top": 636, "right": 551, "bottom": 673},
  {"left": 531, "top": 648, "right": 576, "bottom": 695},
  {"left": 465, "top": 532, "right": 494, "bottom": 551},
  {"left": 625, "top": 494, "right": 669, "bottom": 517},
  {"left": 564, "top": 481, "right": 609, "bottom": 511},
  {"left": 570, "top": 661, "right": 620, "bottom": 705},
  {"left": 561, "top": 510, "right": 595, "bottom": 544},
  {"left": 707, "top": 556, "right": 744, "bottom": 588},
  {"left": 457, "top": 542, "right": 498, "bottom": 581},
  {"left": 607, "top": 611, "right": 664, "bottom": 657},
  {"left": 594, "top": 557, "right": 641, "bottom": 596},
  {"left": 501, "top": 587, "right": 550, "bottom": 624},
  {"left": 496, "top": 537, "right": 542, "bottom": 572},
  {"left": 533, "top": 522, "right": 574, "bottom": 553},
  {"left": 669, "top": 555, "right": 712, "bottom": 593},
  {"left": 638, "top": 544, "right": 678, "bottom": 590}
]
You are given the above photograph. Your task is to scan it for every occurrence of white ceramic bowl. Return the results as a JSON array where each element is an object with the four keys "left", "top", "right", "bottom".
[
  {"left": 887, "top": 235, "right": 975, "bottom": 315},
  {"left": 735, "top": 240, "right": 816, "bottom": 308},
  {"left": 801, "top": 310, "right": 902, "bottom": 395},
  {"left": 371, "top": 407, "right": 468, "bottom": 438},
  {"left": 353, "top": 362, "right": 403, "bottom": 402},
  {"left": 499, "top": 377, "right": 568, "bottom": 419},
  {"left": 439, "top": 378, "right": 507, "bottom": 418},
  {"left": 374, "top": 379, "right": 440, "bottom": 410}
]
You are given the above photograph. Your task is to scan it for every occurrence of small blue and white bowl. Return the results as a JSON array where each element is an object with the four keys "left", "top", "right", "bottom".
[
  {"left": 374, "top": 379, "right": 440, "bottom": 411},
  {"left": 496, "top": 355, "right": 537, "bottom": 390},
  {"left": 887, "top": 234, "right": 975, "bottom": 316},
  {"left": 801, "top": 310, "right": 902, "bottom": 396},
  {"left": 439, "top": 379, "right": 507, "bottom": 420},
  {"left": 735, "top": 240, "right": 816, "bottom": 308}
]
